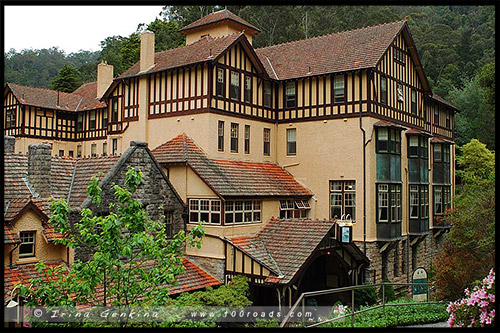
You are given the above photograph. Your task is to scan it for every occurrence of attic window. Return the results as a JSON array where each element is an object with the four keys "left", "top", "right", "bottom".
[{"left": 19, "top": 231, "right": 36, "bottom": 257}]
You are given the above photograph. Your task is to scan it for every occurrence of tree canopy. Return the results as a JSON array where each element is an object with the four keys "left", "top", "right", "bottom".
[{"left": 51, "top": 64, "right": 83, "bottom": 93}]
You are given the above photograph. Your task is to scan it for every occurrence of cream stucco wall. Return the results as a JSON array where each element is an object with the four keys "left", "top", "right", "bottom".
[{"left": 5, "top": 210, "right": 72, "bottom": 266}]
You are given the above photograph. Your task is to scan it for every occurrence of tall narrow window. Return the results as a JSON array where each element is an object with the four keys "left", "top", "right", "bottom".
[
  {"left": 420, "top": 186, "right": 429, "bottom": 219},
  {"left": 334, "top": 75, "right": 345, "bottom": 103},
  {"left": 263, "top": 128, "right": 270, "bottom": 156},
  {"left": 377, "top": 128, "right": 389, "bottom": 152},
  {"left": 263, "top": 81, "right": 272, "bottom": 107},
  {"left": 434, "top": 186, "right": 443, "bottom": 215},
  {"left": 218, "top": 120, "right": 224, "bottom": 152},
  {"left": 103, "top": 110, "right": 108, "bottom": 128},
  {"left": 111, "top": 99, "right": 119, "bottom": 123},
  {"left": 19, "top": 231, "right": 35, "bottom": 257},
  {"left": 58, "top": 150, "right": 64, "bottom": 157},
  {"left": 378, "top": 184, "right": 389, "bottom": 222},
  {"left": 285, "top": 81, "right": 296, "bottom": 108},
  {"left": 89, "top": 111, "right": 96, "bottom": 130},
  {"left": 112, "top": 139, "right": 118, "bottom": 155},
  {"left": 244, "top": 125, "right": 250, "bottom": 154},
  {"left": 77, "top": 145, "right": 82, "bottom": 158},
  {"left": 446, "top": 111, "right": 450, "bottom": 129},
  {"left": 433, "top": 144, "right": 442, "bottom": 162},
  {"left": 411, "top": 90, "right": 417, "bottom": 115},
  {"left": 216, "top": 68, "right": 224, "bottom": 97},
  {"left": 381, "top": 76, "right": 387, "bottom": 104},
  {"left": 408, "top": 136, "right": 419, "bottom": 157},
  {"left": 230, "top": 123, "right": 239, "bottom": 153},
  {"left": 103, "top": 142, "right": 108, "bottom": 156},
  {"left": 409, "top": 185, "right": 419, "bottom": 219},
  {"left": 286, "top": 128, "right": 296, "bottom": 156},
  {"left": 164, "top": 210, "right": 174, "bottom": 238},
  {"left": 244, "top": 76, "right": 252, "bottom": 103},
  {"left": 91, "top": 144, "right": 97, "bottom": 157},
  {"left": 230, "top": 71, "right": 240, "bottom": 100},
  {"left": 77, "top": 114, "right": 83, "bottom": 131},
  {"left": 397, "top": 83, "right": 404, "bottom": 103},
  {"left": 434, "top": 104, "right": 439, "bottom": 125}
]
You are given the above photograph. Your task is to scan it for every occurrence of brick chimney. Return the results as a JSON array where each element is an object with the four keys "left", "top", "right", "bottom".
[
  {"left": 28, "top": 143, "right": 52, "bottom": 198},
  {"left": 140, "top": 30, "right": 155, "bottom": 73},
  {"left": 97, "top": 61, "right": 114, "bottom": 99},
  {"left": 4, "top": 135, "right": 15, "bottom": 153}
]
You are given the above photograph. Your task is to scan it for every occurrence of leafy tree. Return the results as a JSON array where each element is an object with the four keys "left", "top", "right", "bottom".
[
  {"left": 432, "top": 139, "right": 495, "bottom": 301},
  {"left": 18, "top": 167, "right": 205, "bottom": 326},
  {"left": 51, "top": 64, "right": 82, "bottom": 92}
]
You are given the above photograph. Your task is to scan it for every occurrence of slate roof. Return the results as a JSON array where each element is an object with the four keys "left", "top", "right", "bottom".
[
  {"left": 152, "top": 133, "right": 312, "bottom": 198},
  {"left": 4, "top": 258, "right": 220, "bottom": 302},
  {"left": 431, "top": 93, "right": 458, "bottom": 111},
  {"left": 5, "top": 82, "right": 105, "bottom": 112},
  {"left": 3, "top": 152, "right": 119, "bottom": 208},
  {"left": 179, "top": 9, "right": 260, "bottom": 34},
  {"left": 117, "top": 33, "right": 244, "bottom": 80},
  {"left": 226, "top": 218, "right": 338, "bottom": 284},
  {"left": 255, "top": 20, "right": 406, "bottom": 80},
  {"left": 3, "top": 154, "right": 31, "bottom": 202}
]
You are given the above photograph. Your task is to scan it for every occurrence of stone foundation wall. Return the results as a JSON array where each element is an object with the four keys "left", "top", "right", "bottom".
[{"left": 356, "top": 231, "right": 449, "bottom": 285}]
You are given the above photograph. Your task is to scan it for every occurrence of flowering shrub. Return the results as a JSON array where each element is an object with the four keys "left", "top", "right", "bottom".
[{"left": 446, "top": 268, "right": 495, "bottom": 327}]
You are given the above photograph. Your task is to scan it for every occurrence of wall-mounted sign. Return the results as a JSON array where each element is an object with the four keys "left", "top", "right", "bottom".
[
  {"left": 412, "top": 267, "right": 428, "bottom": 302},
  {"left": 340, "top": 225, "right": 352, "bottom": 244}
]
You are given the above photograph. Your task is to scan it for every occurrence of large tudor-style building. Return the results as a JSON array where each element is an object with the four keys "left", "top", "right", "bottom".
[{"left": 4, "top": 9, "right": 456, "bottom": 312}]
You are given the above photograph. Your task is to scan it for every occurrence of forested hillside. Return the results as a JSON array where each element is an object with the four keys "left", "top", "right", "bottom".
[{"left": 4, "top": 5, "right": 495, "bottom": 148}]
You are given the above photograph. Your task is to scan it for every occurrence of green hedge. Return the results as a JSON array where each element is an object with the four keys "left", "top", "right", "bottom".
[{"left": 319, "top": 300, "right": 448, "bottom": 328}]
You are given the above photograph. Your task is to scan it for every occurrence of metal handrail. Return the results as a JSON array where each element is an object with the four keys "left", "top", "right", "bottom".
[{"left": 280, "top": 282, "right": 440, "bottom": 328}]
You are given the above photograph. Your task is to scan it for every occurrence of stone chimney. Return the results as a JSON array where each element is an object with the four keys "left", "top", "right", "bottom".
[
  {"left": 140, "top": 30, "right": 155, "bottom": 73},
  {"left": 4, "top": 135, "right": 15, "bottom": 153},
  {"left": 97, "top": 61, "right": 114, "bottom": 99},
  {"left": 28, "top": 143, "right": 52, "bottom": 198}
]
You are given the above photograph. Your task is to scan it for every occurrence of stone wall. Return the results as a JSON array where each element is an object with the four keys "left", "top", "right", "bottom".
[
  {"left": 186, "top": 255, "right": 225, "bottom": 282},
  {"left": 27, "top": 142, "right": 52, "bottom": 198},
  {"left": 356, "top": 231, "right": 449, "bottom": 285},
  {"left": 4, "top": 135, "right": 15, "bottom": 153},
  {"left": 72, "top": 141, "right": 186, "bottom": 261}
]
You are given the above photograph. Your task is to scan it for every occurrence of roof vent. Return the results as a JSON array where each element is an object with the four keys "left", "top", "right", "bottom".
[
  {"left": 208, "top": 48, "right": 213, "bottom": 58},
  {"left": 307, "top": 66, "right": 312, "bottom": 74}
]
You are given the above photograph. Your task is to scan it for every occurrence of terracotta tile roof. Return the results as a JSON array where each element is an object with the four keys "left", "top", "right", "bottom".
[
  {"left": 4, "top": 259, "right": 219, "bottom": 302},
  {"left": 152, "top": 133, "right": 312, "bottom": 198},
  {"left": 255, "top": 20, "right": 406, "bottom": 80},
  {"left": 4, "top": 262, "right": 64, "bottom": 301},
  {"left": 4, "top": 224, "right": 20, "bottom": 244},
  {"left": 430, "top": 136, "right": 454, "bottom": 144},
  {"left": 117, "top": 33, "right": 244, "bottom": 80},
  {"left": 373, "top": 120, "right": 407, "bottom": 130},
  {"left": 226, "top": 218, "right": 337, "bottom": 284},
  {"left": 5, "top": 82, "right": 105, "bottom": 112},
  {"left": 169, "top": 258, "right": 221, "bottom": 294},
  {"left": 179, "top": 9, "right": 260, "bottom": 33},
  {"left": 406, "top": 128, "right": 432, "bottom": 136},
  {"left": 431, "top": 93, "right": 458, "bottom": 111}
]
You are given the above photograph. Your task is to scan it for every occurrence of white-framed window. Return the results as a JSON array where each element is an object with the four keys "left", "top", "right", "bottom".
[
  {"left": 225, "top": 200, "right": 261, "bottom": 224},
  {"left": 230, "top": 71, "right": 240, "bottom": 100},
  {"left": 397, "top": 83, "right": 404, "bottom": 102},
  {"left": 334, "top": 75, "right": 345, "bottom": 103},
  {"left": 378, "top": 184, "right": 389, "bottom": 222},
  {"left": 189, "top": 199, "right": 221, "bottom": 224},
  {"left": 410, "top": 185, "right": 419, "bottom": 219},
  {"left": 19, "top": 231, "right": 36, "bottom": 257},
  {"left": 263, "top": 81, "right": 272, "bottom": 107},
  {"left": 279, "top": 199, "right": 310, "bottom": 219},
  {"left": 330, "top": 180, "right": 356, "bottom": 220},
  {"left": 244, "top": 76, "right": 252, "bottom": 103}
]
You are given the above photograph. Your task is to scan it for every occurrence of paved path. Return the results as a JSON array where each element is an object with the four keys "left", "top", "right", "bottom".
[{"left": 398, "top": 321, "right": 449, "bottom": 328}]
